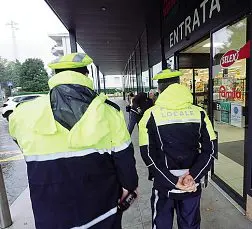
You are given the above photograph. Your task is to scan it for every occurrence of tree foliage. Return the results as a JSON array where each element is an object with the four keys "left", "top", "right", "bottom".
[
  {"left": 0, "top": 57, "right": 8, "bottom": 84},
  {"left": 0, "top": 57, "right": 49, "bottom": 93},
  {"left": 6, "top": 60, "right": 22, "bottom": 87},
  {"left": 19, "top": 58, "right": 49, "bottom": 92}
]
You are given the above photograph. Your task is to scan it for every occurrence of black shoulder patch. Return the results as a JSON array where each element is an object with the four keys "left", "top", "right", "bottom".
[{"left": 105, "top": 99, "right": 120, "bottom": 111}]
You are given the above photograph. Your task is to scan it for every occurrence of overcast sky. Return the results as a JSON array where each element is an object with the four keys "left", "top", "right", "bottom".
[{"left": 0, "top": 0, "right": 67, "bottom": 67}]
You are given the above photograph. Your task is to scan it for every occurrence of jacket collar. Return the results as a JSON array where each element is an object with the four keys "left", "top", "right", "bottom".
[{"left": 48, "top": 71, "right": 94, "bottom": 90}]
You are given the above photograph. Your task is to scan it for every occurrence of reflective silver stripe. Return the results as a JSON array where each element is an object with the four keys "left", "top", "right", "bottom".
[
  {"left": 156, "top": 125, "right": 168, "bottom": 170},
  {"left": 194, "top": 141, "right": 214, "bottom": 180},
  {"left": 71, "top": 207, "right": 117, "bottom": 229},
  {"left": 130, "top": 109, "right": 140, "bottom": 115},
  {"left": 199, "top": 115, "right": 202, "bottom": 140},
  {"left": 158, "top": 119, "right": 201, "bottom": 126},
  {"left": 24, "top": 141, "right": 131, "bottom": 162},
  {"left": 72, "top": 53, "right": 86, "bottom": 63},
  {"left": 153, "top": 190, "right": 159, "bottom": 229},
  {"left": 168, "top": 183, "right": 199, "bottom": 195},
  {"left": 25, "top": 149, "right": 105, "bottom": 162},
  {"left": 147, "top": 163, "right": 154, "bottom": 167},
  {"left": 147, "top": 145, "right": 175, "bottom": 186},
  {"left": 112, "top": 140, "right": 131, "bottom": 152},
  {"left": 165, "top": 155, "right": 169, "bottom": 169},
  {"left": 169, "top": 169, "right": 189, "bottom": 177},
  {"left": 156, "top": 126, "right": 164, "bottom": 151},
  {"left": 169, "top": 189, "right": 187, "bottom": 194}
]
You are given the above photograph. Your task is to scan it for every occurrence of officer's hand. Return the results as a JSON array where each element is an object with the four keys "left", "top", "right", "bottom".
[
  {"left": 175, "top": 173, "right": 196, "bottom": 192},
  {"left": 176, "top": 181, "right": 197, "bottom": 192},
  {"left": 175, "top": 173, "right": 189, "bottom": 190},
  {"left": 183, "top": 175, "right": 195, "bottom": 186},
  {"left": 120, "top": 188, "right": 138, "bottom": 203},
  {"left": 120, "top": 188, "right": 129, "bottom": 203},
  {"left": 183, "top": 175, "right": 198, "bottom": 192}
]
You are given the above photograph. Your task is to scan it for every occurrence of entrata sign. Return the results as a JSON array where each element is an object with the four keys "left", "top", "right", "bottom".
[
  {"left": 168, "top": 0, "right": 221, "bottom": 48},
  {"left": 220, "top": 50, "right": 239, "bottom": 68}
]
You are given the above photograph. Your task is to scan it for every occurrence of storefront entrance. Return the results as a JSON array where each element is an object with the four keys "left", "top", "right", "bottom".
[
  {"left": 178, "top": 38, "right": 210, "bottom": 111},
  {"left": 175, "top": 18, "right": 249, "bottom": 207}
]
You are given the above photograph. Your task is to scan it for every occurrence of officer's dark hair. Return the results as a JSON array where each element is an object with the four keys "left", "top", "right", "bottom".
[
  {"left": 158, "top": 76, "right": 180, "bottom": 93},
  {"left": 55, "top": 66, "right": 89, "bottom": 75}
]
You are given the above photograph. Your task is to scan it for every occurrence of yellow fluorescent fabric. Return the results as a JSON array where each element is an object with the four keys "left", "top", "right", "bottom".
[
  {"left": 201, "top": 109, "right": 216, "bottom": 141},
  {"left": 139, "top": 109, "right": 152, "bottom": 147},
  {"left": 153, "top": 107, "right": 201, "bottom": 126},
  {"left": 155, "top": 84, "right": 193, "bottom": 110},
  {"left": 48, "top": 53, "right": 93, "bottom": 69},
  {"left": 152, "top": 69, "right": 182, "bottom": 80},
  {"left": 48, "top": 71, "right": 94, "bottom": 90},
  {"left": 9, "top": 79, "right": 130, "bottom": 158},
  {"left": 138, "top": 83, "right": 216, "bottom": 146}
]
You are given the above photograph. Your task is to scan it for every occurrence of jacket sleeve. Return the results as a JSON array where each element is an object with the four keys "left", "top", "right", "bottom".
[
  {"left": 9, "top": 106, "right": 20, "bottom": 141},
  {"left": 109, "top": 108, "right": 138, "bottom": 191},
  {"left": 139, "top": 110, "right": 179, "bottom": 187},
  {"left": 189, "top": 110, "right": 217, "bottom": 183}
]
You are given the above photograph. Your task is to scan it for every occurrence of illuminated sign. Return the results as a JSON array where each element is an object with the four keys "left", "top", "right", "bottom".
[{"left": 220, "top": 50, "right": 239, "bottom": 68}]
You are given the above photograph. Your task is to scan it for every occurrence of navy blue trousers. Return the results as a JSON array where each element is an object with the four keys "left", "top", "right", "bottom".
[
  {"left": 151, "top": 190, "right": 201, "bottom": 229},
  {"left": 127, "top": 111, "right": 141, "bottom": 135}
]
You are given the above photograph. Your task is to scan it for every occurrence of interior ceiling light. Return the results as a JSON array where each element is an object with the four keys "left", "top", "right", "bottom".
[
  {"left": 101, "top": 6, "right": 107, "bottom": 11},
  {"left": 203, "top": 42, "right": 224, "bottom": 48}
]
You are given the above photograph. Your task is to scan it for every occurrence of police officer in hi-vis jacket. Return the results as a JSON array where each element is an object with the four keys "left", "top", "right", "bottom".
[{"left": 139, "top": 69, "right": 216, "bottom": 229}]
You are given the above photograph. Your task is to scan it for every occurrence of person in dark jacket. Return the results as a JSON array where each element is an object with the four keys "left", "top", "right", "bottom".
[
  {"left": 139, "top": 69, "right": 216, "bottom": 229},
  {"left": 9, "top": 53, "right": 138, "bottom": 229},
  {"left": 127, "top": 92, "right": 153, "bottom": 135}
]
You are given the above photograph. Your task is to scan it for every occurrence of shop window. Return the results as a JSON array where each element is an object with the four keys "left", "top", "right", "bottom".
[
  {"left": 142, "top": 70, "right": 149, "bottom": 92},
  {"left": 212, "top": 18, "right": 247, "bottom": 196},
  {"left": 180, "top": 69, "right": 193, "bottom": 92},
  {"left": 152, "top": 62, "right": 162, "bottom": 89},
  {"left": 167, "top": 56, "right": 175, "bottom": 70}
]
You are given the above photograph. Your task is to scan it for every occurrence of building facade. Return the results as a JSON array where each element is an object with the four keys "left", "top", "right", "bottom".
[
  {"left": 49, "top": 33, "right": 123, "bottom": 92},
  {"left": 123, "top": 0, "right": 252, "bottom": 217}
]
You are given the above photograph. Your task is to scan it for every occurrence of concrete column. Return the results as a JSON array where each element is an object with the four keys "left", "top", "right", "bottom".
[
  {"left": 96, "top": 66, "right": 101, "bottom": 93},
  {"left": 103, "top": 74, "right": 106, "bottom": 94},
  {"left": 69, "top": 29, "right": 77, "bottom": 53}
]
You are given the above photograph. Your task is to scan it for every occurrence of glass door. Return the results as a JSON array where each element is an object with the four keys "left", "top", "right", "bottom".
[
  {"left": 194, "top": 68, "right": 209, "bottom": 111},
  {"left": 211, "top": 18, "right": 247, "bottom": 200},
  {"left": 180, "top": 68, "right": 209, "bottom": 111}
]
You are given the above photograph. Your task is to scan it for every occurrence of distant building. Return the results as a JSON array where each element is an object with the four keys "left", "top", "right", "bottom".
[
  {"left": 49, "top": 33, "right": 71, "bottom": 57},
  {"left": 48, "top": 33, "right": 122, "bottom": 90}
]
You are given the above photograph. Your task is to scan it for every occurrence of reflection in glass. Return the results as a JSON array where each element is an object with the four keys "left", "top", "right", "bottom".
[
  {"left": 212, "top": 18, "right": 247, "bottom": 196},
  {"left": 152, "top": 62, "right": 162, "bottom": 89},
  {"left": 180, "top": 69, "right": 209, "bottom": 111}
]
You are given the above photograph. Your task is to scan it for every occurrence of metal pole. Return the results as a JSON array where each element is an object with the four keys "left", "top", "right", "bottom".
[
  {"left": 6, "top": 21, "right": 18, "bottom": 61},
  {"left": 0, "top": 166, "right": 12, "bottom": 228},
  {"left": 160, "top": 0, "right": 167, "bottom": 71}
]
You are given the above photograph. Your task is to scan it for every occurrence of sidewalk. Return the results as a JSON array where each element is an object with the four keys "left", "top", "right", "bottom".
[{"left": 5, "top": 99, "right": 252, "bottom": 229}]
